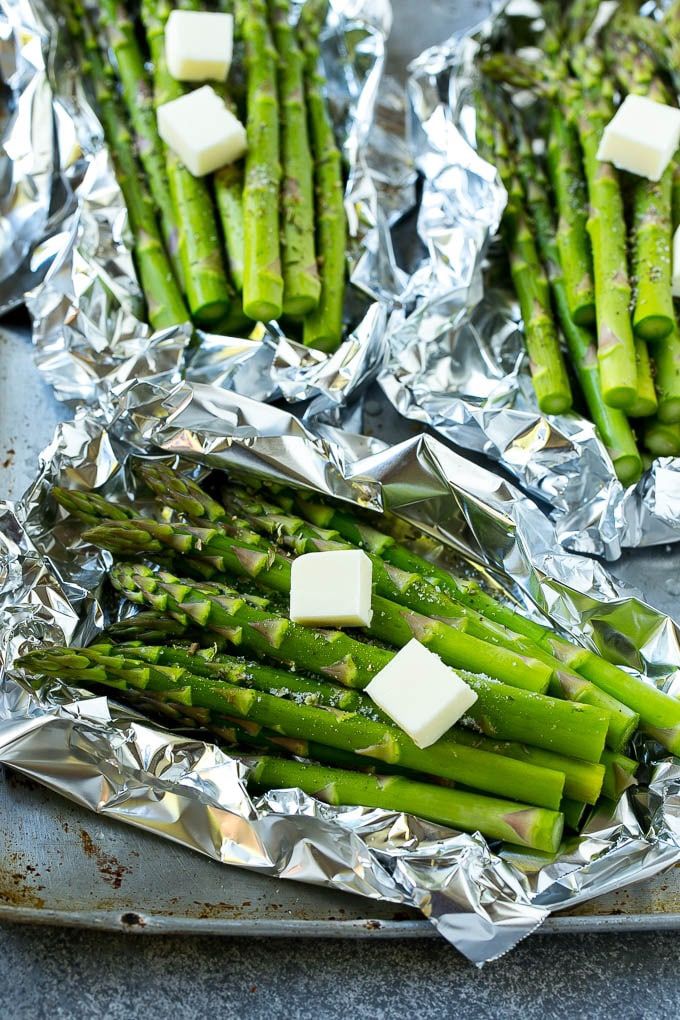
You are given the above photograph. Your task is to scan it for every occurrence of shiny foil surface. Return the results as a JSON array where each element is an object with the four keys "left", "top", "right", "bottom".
[{"left": 0, "top": 381, "right": 677, "bottom": 964}]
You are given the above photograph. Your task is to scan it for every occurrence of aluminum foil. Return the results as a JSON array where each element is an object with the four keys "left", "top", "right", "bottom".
[{"left": 0, "top": 380, "right": 679, "bottom": 965}]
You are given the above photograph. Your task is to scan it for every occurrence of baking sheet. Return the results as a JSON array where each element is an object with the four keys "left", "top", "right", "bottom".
[{"left": 2, "top": 0, "right": 680, "bottom": 936}]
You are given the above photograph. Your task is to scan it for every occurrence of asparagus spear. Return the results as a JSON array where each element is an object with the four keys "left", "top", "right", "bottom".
[
  {"left": 298, "top": 0, "right": 346, "bottom": 351},
  {"left": 570, "top": 47, "right": 638, "bottom": 409},
  {"left": 657, "top": 158, "right": 680, "bottom": 424},
  {"left": 513, "top": 124, "right": 642, "bottom": 482},
  {"left": 132, "top": 673, "right": 605, "bottom": 806},
  {"left": 94, "top": 0, "right": 182, "bottom": 287},
  {"left": 643, "top": 419, "right": 680, "bottom": 456},
  {"left": 112, "top": 641, "right": 609, "bottom": 768},
  {"left": 18, "top": 644, "right": 566, "bottom": 809},
  {"left": 246, "top": 756, "right": 564, "bottom": 852},
  {"left": 62, "top": 1, "right": 189, "bottom": 330},
  {"left": 606, "top": 26, "right": 674, "bottom": 345},
  {"left": 600, "top": 749, "right": 638, "bottom": 801},
  {"left": 286, "top": 494, "right": 680, "bottom": 752},
  {"left": 140, "top": 0, "right": 233, "bottom": 326},
  {"left": 212, "top": 0, "right": 246, "bottom": 293},
  {"left": 546, "top": 104, "right": 595, "bottom": 327},
  {"left": 135, "top": 464, "right": 559, "bottom": 692},
  {"left": 476, "top": 91, "right": 572, "bottom": 414},
  {"left": 562, "top": 798, "right": 588, "bottom": 832},
  {"left": 214, "top": 163, "right": 246, "bottom": 294},
  {"left": 269, "top": 0, "right": 321, "bottom": 315},
  {"left": 237, "top": 0, "right": 284, "bottom": 321},
  {"left": 85, "top": 517, "right": 556, "bottom": 693}
]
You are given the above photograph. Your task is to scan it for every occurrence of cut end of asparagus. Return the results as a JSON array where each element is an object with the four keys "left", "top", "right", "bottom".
[
  {"left": 572, "top": 303, "right": 596, "bottom": 328},
  {"left": 243, "top": 296, "right": 283, "bottom": 322},
  {"left": 602, "top": 382, "right": 638, "bottom": 411},
  {"left": 657, "top": 398, "right": 680, "bottom": 425},
  {"left": 612, "top": 452, "right": 643, "bottom": 487},
  {"left": 538, "top": 391, "right": 573, "bottom": 415},
  {"left": 283, "top": 290, "right": 321, "bottom": 317},
  {"left": 193, "top": 298, "right": 233, "bottom": 328},
  {"left": 633, "top": 314, "right": 675, "bottom": 343}
]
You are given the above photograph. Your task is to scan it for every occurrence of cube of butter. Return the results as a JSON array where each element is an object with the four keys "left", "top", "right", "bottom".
[
  {"left": 165, "top": 10, "right": 234, "bottom": 82},
  {"left": 596, "top": 94, "right": 680, "bottom": 182},
  {"left": 157, "top": 85, "right": 247, "bottom": 177},
  {"left": 289, "top": 549, "right": 373, "bottom": 628},
  {"left": 366, "top": 640, "right": 478, "bottom": 749},
  {"left": 673, "top": 225, "right": 680, "bottom": 298}
]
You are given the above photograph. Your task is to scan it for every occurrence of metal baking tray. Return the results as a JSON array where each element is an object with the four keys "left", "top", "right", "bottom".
[{"left": 2, "top": 0, "right": 680, "bottom": 936}]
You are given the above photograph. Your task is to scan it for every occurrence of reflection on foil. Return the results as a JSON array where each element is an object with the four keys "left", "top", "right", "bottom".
[{"left": 0, "top": 381, "right": 678, "bottom": 964}]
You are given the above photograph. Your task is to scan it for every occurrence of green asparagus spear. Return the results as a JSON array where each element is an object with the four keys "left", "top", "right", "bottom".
[
  {"left": 141, "top": 0, "right": 232, "bottom": 326},
  {"left": 476, "top": 91, "right": 572, "bottom": 413},
  {"left": 643, "top": 419, "right": 680, "bottom": 456},
  {"left": 298, "top": 0, "right": 346, "bottom": 351},
  {"left": 513, "top": 123, "right": 642, "bottom": 481},
  {"left": 237, "top": 0, "right": 284, "bottom": 320},
  {"left": 269, "top": 0, "right": 321, "bottom": 315},
  {"left": 246, "top": 756, "right": 564, "bottom": 852},
  {"left": 214, "top": 163, "right": 246, "bottom": 293},
  {"left": 19, "top": 644, "right": 566, "bottom": 809},
  {"left": 95, "top": 0, "right": 182, "bottom": 287},
  {"left": 112, "top": 641, "right": 609, "bottom": 767},
  {"left": 63, "top": 1, "right": 189, "bottom": 330},
  {"left": 286, "top": 494, "right": 680, "bottom": 753},
  {"left": 570, "top": 47, "right": 638, "bottom": 409},
  {"left": 85, "top": 517, "right": 556, "bottom": 693},
  {"left": 606, "top": 26, "right": 674, "bottom": 345},
  {"left": 546, "top": 102, "right": 595, "bottom": 326}
]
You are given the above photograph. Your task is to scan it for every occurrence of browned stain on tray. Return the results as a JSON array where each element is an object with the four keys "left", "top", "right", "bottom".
[
  {"left": 79, "top": 828, "right": 132, "bottom": 891},
  {"left": 0, "top": 851, "right": 45, "bottom": 908}
]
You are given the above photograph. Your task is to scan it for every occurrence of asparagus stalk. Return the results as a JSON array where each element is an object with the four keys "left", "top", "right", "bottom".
[
  {"left": 298, "top": 0, "right": 346, "bottom": 351},
  {"left": 476, "top": 92, "right": 572, "bottom": 414},
  {"left": 562, "top": 798, "right": 588, "bottom": 832},
  {"left": 606, "top": 27, "right": 674, "bottom": 345},
  {"left": 600, "top": 749, "right": 638, "bottom": 801},
  {"left": 140, "top": 0, "right": 233, "bottom": 326},
  {"left": 94, "top": 0, "right": 182, "bottom": 287},
  {"left": 570, "top": 47, "right": 638, "bottom": 409},
  {"left": 514, "top": 124, "right": 642, "bottom": 482},
  {"left": 63, "top": 1, "right": 189, "bottom": 330},
  {"left": 85, "top": 517, "right": 557, "bottom": 693},
  {"left": 269, "top": 0, "right": 321, "bottom": 315},
  {"left": 246, "top": 756, "right": 564, "bottom": 852},
  {"left": 214, "top": 163, "right": 246, "bottom": 293},
  {"left": 294, "top": 496, "right": 680, "bottom": 751},
  {"left": 112, "top": 641, "right": 609, "bottom": 767},
  {"left": 134, "top": 675, "right": 604, "bottom": 806},
  {"left": 545, "top": 99, "right": 595, "bottom": 326},
  {"left": 134, "top": 465, "right": 559, "bottom": 692},
  {"left": 212, "top": 0, "right": 246, "bottom": 293},
  {"left": 18, "top": 644, "right": 566, "bottom": 809},
  {"left": 655, "top": 324, "right": 680, "bottom": 424},
  {"left": 237, "top": 0, "right": 284, "bottom": 320},
  {"left": 643, "top": 419, "right": 680, "bottom": 456}
]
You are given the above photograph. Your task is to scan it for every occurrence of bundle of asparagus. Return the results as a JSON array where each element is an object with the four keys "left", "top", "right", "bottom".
[
  {"left": 18, "top": 462, "right": 680, "bottom": 854},
  {"left": 478, "top": 1, "right": 680, "bottom": 481},
  {"left": 58, "top": 0, "right": 346, "bottom": 347}
]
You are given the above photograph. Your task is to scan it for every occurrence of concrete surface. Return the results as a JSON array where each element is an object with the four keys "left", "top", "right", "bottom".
[{"left": 0, "top": 925, "right": 677, "bottom": 1019}]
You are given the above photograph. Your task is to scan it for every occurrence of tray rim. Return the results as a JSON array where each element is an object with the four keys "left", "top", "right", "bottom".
[{"left": 1, "top": 905, "right": 679, "bottom": 937}]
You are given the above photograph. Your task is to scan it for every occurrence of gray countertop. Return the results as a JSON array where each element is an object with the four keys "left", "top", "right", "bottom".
[{"left": 0, "top": 925, "right": 678, "bottom": 1019}]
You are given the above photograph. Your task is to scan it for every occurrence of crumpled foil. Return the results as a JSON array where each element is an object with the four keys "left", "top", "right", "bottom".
[
  {"left": 0, "top": 380, "right": 679, "bottom": 965},
  {"left": 7, "top": 0, "right": 679, "bottom": 559}
]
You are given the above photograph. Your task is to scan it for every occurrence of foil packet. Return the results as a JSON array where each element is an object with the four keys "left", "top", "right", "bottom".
[{"left": 0, "top": 380, "right": 678, "bottom": 965}]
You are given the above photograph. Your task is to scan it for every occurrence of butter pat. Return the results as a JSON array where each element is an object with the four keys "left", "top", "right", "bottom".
[
  {"left": 366, "top": 640, "right": 477, "bottom": 749},
  {"left": 597, "top": 94, "right": 680, "bottom": 181},
  {"left": 157, "top": 86, "right": 247, "bottom": 177},
  {"left": 289, "top": 550, "right": 373, "bottom": 627},
  {"left": 673, "top": 225, "right": 680, "bottom": 298},
  {"left": 165, "top": 10, "right": 234, "bottom": 82}
]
